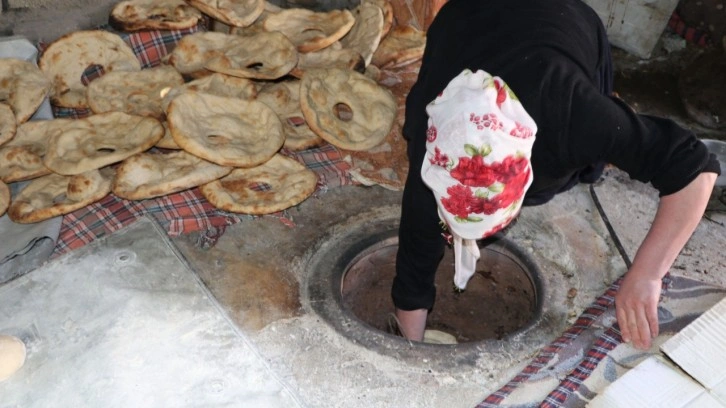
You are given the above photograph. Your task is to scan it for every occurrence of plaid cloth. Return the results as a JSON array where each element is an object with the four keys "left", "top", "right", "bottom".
[{"left": 45, "top": 24, "right": 356, "bottom": 256}]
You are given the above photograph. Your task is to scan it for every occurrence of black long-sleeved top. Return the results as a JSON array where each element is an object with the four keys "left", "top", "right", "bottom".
[{"left": 393, "top": 0, "right": 721, "bottom": 311}]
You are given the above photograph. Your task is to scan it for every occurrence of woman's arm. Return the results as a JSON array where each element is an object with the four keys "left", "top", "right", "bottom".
[{"left": 615, "top": 171, "right": 717, "bottom": 349}]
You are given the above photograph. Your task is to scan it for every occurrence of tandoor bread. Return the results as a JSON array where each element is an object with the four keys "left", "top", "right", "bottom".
[
  {"left": 205, "top": 31, "right": 298, "bottom": 80},
  {"left": 366, "top": 0, "right": 393, "bottom": 38},
  {"left": 0, "top": 58, "right": 52, "bottom": 124},
  {"left": 0, "top": 180, "right": 8, "bottom": 218},
  {"left": 340, "top": 1, "right": 385, "bottom": 67},
  {"left": 8, "top": 168, "right": 114, "bottom": 224},
  {"left": 300, "top": 67, "right": 396, "bottom": 151},
  {"left": 370, "top": 25, "right": 426, "bottom": 69},
  {"left": 175, "top": 72, "right": 257, "bottom": 99},
  {"left": 110, "top": 0, "right": 203, "bottom": 31},
  {"left": 200, "top": 153, "right": 317, "bottom": 215},
  {"left": 185, "top": 0, "right": 264, "bottom": 28},
  {"left": 343, "top": 68, "right": 417, "bottom": 191},
  {"left": 160, "top": 72, "right": 257, "bottom": 112},
  {"left": 39, "top": 30, "right": 141, "bottom": 109},
  {"left": 155, "top": 121, "right": 181, "bottom": 149},
  {"left": 0, "top": 103, "right": 16, "bottom": 146},
  {"left": 166, "top": 31, "right": 232, "bottom": 77},
  {"left": 167, "top": 92, "right": 284, "bottom": 168},
  {"left": 263, "top": 8, "right": 355, "bottom": 53},
  {"left": 290, "top": 42, "right": 364, "bottom": 78},
  {"left": 255, "top": 80, "right": 324, "bottom": 151},
  {"left": 87, "top": 65, "right": 184, "bottom": 118},
  {"left": 44, "top": 112, "right": 164, "bottom": 175},
  {"left": 112, "top": 150, "right": 232, "bottom": 200},
  {"left": 0, "top": 119, "right": 73, "bottom": 183}
]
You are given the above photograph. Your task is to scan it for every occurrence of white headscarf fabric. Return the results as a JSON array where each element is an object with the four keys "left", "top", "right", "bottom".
[{"left": 421, "top": 69, "right": 537, "bottom": 290}]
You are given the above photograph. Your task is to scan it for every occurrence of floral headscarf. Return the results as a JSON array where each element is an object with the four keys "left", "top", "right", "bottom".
[{"left": 421, "top": 69, "right": 537, "bottom": 290}]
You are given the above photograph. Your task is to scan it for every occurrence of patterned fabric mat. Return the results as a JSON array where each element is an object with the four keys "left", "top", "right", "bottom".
[
  {"left": 44, "top": 23, "right": 355, "bottom": 257},
  {"left": 478, "top": 274, "right": 726, "bottom": 407}
]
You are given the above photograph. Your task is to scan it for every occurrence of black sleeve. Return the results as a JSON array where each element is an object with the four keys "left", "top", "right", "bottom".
[{"left": 565, "top": 72, "right": 720, "bottom": 196}]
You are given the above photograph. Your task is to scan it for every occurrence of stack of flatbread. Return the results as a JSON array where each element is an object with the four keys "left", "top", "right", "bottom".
[{"left": 2, "top": 0, "right": 425, "bottom": 223}]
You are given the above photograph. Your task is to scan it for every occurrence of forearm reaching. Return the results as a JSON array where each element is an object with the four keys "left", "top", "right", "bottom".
[{"left": 615, "top": 171, "right": 718, "bottom": 349}]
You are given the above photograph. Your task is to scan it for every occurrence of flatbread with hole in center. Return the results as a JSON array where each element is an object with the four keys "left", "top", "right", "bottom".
[
  {"left": 370, "top": 25, "right": 426, "bottom": 69},
  {"left": 112, "top": 150, "right": 232, "bottom": 200},
  {"left": 289, "top": 41, "right": 364, "bottom": 78},
  {"left": 200, "top": 153, "right": 317, "bottom": 214},
  {"left": 43, "top": 112, "right": 164, "bottom": 175},
  {"left": 0, "top": 118, "right": 73, "bottom": 182},
  {"left": 167, "top": 92, "right": 284, "bottom": 168},
  {"left": 87, "top": 65, "right": 184, "bottom": 119},
  {"left": 185, "top": 0, "right": 264, "bottom": 27},
  {"left": 300, "top": 67, "right": 396, "bottom": 151},
  {"left": 110, "top": 0, "right": 203, "bottom": 31},
  {"left": 340, "top": 1, "right": 384, "bottom": 67},
  {"left": 39, "top": 30, "right": 140, "bottom": 108},
  {"left": 0, "top": 58, "right": 52, "bottom": 124},
  {"left": 166, "top": 31, "right": 231, "bottom": 78},
  {"left": 8, "top": 168, "right": 114, "bottom": 224},
  {"left": 256, "top": 80, "right": 324, "bottom": 151},
  {"left": 263, "top": 8, "right": 355, "bottom": 53},
  {"left": 205, "top": 31, "right": 298, "bottom": 80}
]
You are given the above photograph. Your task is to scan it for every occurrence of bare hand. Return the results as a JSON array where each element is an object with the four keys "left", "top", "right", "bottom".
[{"left": 614, "top": 273, "right": 662, "bottom": 350}]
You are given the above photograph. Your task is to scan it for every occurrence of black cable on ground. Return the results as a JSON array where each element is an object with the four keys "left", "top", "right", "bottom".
[{"left": 589, "top": 184, "right": 633, "bottom": 269}]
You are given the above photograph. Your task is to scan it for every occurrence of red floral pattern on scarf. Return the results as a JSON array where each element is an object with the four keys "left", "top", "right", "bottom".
[
  {"left": 441, "top": 151, "right": 531, "bottom": 220},
  {"left": 510, "top": 122, "right": 534, "bottom": 139},
  {"left": 470, "top": 113, "right": 503, "bottom": 131},
  {"left": 429, "top": 146, "right": 450, "bottom": 167},
  {"left": 426, "top": 125, "right": 438, "bottom": 142}
]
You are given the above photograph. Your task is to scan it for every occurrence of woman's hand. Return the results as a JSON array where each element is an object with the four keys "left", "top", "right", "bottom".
[
  {"left": 615, "top": 271, "right": 662, "bottom": 349},
  {"left": 614, "top": 171, "right": 716, "bottom": 350}
]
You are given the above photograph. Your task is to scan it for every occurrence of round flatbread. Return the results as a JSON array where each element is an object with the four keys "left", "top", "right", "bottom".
[
  {"left": 256, "top": 80, "right": 324, "bottom": 151},
  {"left": 39, "top": 30, "right": 141, "bottom": 109},
  {"left": 167, "top": 92, "right": 284, "bottom": 168},
  {"left": 185, "top": 0, "right": 264, "bottom": 27},
  {"left": 112, "top": 150, "right": 232, "bottom": 200},
  {"left": 87, "top": 65, "right": 184, "bottom": 119},
  {"left": 44, "top": 112, "right": 164, "bottom": 175},
  {"left": 289, "top": 42, "right": 365, "bottom": 78},
  {"left": 0, "top": 179, "right": 9, "bottom": 217},
  {"left": 263, "top": 8, "right": 355, "bottom": 53},
  {"left": 166, "top": 31, "right": 232, "bottom": 77},
  {"left": 155, "top": 121, "right": 181, "bottom": 149},
  {"left": 366, "top": 0, "right": 393, "bottom": 38},
  {"left": 205, "top": 31, "right": 298, "bottom": 80},
  {"left": 161, "top": 72, "right": 257, "bottom": 112},
  {"left": 200, "top": 153, "right": 317, "bottom": 215},
  {"left": 340, "top": 1, "right": 385, "bottom": 67},
  {"left": 0, "top": 103, "right": 16, "bottom": 146},
  {"left": 8, "top": 168, "right": 114, "bottom": 224},
  {"left": 0, "top": 58, "right": 52, "bottom": 124},
  {"left": 110, "top": 0, "right": 203, "bottom": 31},
  {"left": 300, "top": 67, "right": 396, "bottom": 151},
  {"left": 0, "top": 118, "right": 72, "bottom": 183},
  {"left": 370, "top": 25, "right": 426, "bottom": 69}
]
